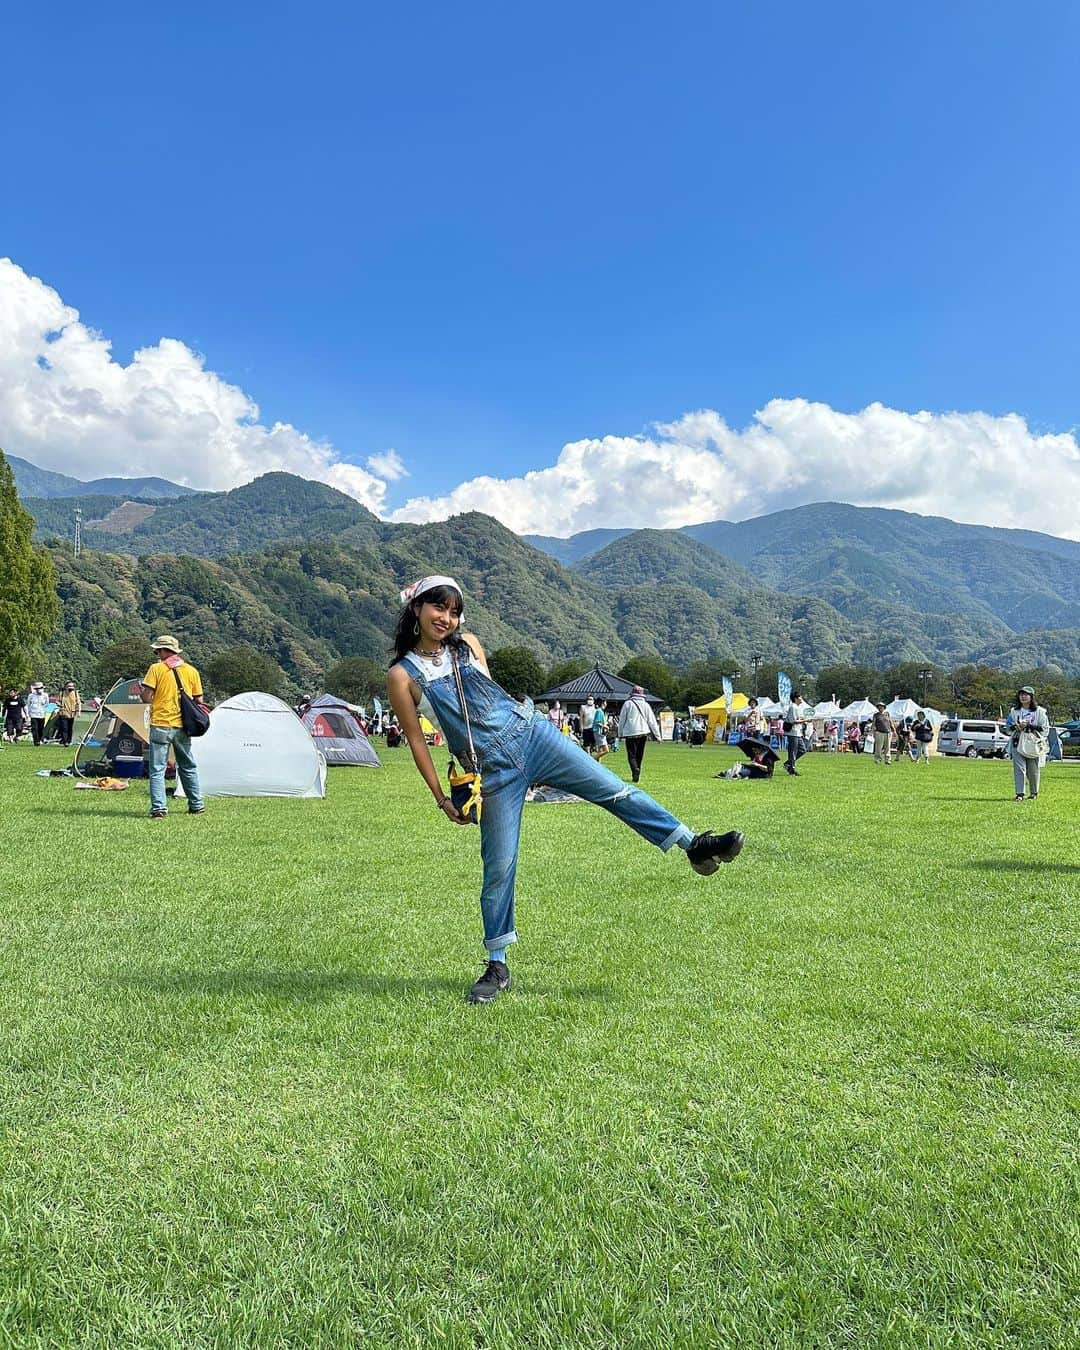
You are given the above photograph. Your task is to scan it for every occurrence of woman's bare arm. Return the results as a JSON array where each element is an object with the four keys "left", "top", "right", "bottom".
[
  {"left": 460, "top": 632, "right": 490, "bottom": 676},
  {"left": 387, "top": 664, "right": 465, "bottom": 821}
]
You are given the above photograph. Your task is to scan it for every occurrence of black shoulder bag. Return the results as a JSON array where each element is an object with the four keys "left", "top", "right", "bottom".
[{"left": 172, "top": 667, "right": 211, "bottom": 737}]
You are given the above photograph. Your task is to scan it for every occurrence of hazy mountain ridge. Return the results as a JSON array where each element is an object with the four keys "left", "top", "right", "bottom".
[{"left": 8, "top": 454, "right": 197, "bottom": 500}]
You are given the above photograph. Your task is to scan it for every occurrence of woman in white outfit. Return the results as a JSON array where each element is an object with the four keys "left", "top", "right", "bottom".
[{"left": 1004, "top": 685, "right": 1050, "bottom": 802}]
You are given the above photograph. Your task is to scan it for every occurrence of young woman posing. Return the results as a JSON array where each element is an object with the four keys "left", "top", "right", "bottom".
[{"left": 387, "top": 576, "right": 745, "bottom": 1003}]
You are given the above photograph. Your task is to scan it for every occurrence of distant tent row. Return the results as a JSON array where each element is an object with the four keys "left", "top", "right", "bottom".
[{"left": 76, "top": 681, "right": 379, "bottom": 798}]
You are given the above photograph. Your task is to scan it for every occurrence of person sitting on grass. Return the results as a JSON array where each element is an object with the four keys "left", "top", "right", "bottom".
[{"left": 387, "top": 575, "right": 745, "bottom": 1005}]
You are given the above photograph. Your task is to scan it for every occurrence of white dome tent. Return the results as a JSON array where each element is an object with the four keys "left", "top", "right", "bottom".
[{"left": 178, "top": 691, "right": 327, "bottom": 798}]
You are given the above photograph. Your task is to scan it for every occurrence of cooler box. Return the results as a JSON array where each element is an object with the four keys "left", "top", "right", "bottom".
[{"left": 114, "top": 755, "right": 146, "bottom": 778}]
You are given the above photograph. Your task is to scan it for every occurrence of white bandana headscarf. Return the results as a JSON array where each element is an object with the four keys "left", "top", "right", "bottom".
[{"left": 399, "top": 574, "right": 464, "bottom": 606}]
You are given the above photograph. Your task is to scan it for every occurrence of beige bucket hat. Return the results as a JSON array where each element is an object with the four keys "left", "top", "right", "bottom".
[{"left": 151, "top": 634, "right": 182, "bottom": 653}]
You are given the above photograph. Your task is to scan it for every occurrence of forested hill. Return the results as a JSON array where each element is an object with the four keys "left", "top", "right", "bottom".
[
  {"left": 26, "top": 472, "right": 381, "bottom": 556},
  {"left": 530, "top": 503, "right": 1080, "bottom": 659},
  {"left": 15, "top": 460, "right": 1080, "bottom": 682}
]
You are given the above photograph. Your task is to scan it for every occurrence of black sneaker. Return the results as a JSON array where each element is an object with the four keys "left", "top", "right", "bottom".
[
  {"left": 188, "top": 804, "right": 206, "bottom": 816},
  {"left": 467, "top": 960, "right": 512, "bottom": 1003},
  {"left": 149, "top": 809, "right": 167, "bottom": 820},
  {"left": 687, "top": 830, "right": 744, "bottom": 876}
]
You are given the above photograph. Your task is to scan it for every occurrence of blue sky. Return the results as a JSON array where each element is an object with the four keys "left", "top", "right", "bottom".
[{"left": 3, "top": 2, "right": 1080, "bottom": 536}]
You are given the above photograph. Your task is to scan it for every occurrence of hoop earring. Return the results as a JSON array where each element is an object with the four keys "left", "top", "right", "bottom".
[{"left": 413, "top": 619, "right": 420, "bottom": 636}]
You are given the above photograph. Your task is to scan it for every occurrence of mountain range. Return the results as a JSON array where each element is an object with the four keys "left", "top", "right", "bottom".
[
  {"left": 8, "top": 453, "right": 197, "bottom": 501},
  {"left": 11, "top": 454, "right": 1080, "bottom": 682}
]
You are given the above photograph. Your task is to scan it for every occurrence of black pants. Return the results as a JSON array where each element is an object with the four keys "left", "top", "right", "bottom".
[
  {"left": 625, "top": 735, "right": 647, "bottom": 781},
  {"left": 4, "top": 716, "right": 21, "bottom": 740},
  {"left": 30, "top": 717, "right": 45, "bottom": 746},
  {"left": 57, "top": 715, "right": 75, "bottom": 746}
]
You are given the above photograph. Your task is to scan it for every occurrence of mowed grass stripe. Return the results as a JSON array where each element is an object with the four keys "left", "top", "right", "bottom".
[{"left": 0, "top": 742, "right": 1077, "bottom": 1346}]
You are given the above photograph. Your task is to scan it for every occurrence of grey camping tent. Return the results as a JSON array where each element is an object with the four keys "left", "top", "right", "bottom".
[{"left": 301, "top": 694, "right": 382, "bottom": 766}]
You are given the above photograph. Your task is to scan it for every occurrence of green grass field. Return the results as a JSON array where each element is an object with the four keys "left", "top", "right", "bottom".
[{"left": 1, "top": 739, "right": 1077, "bottom": 1347}]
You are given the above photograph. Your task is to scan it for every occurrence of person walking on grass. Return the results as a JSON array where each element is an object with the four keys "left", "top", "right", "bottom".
[
  {"left": 618, "top": 685, "right": 661, "bottom": 783},
  {"left": 3, "top": 688, "right": 25, "bottom": 742},
  {"left": 56, "top": 681, "right": 81, "bottom": 746},
  {"left": 387, "top": 576, "right": 745, "bottom": 1004},
  {"left": 783, "top": 691, "right": 810, "bottom": 775},
  {"left": 871, "top": 703, "right": 895, "bottom": 765},
  {"left": 1004, "top": 685, "right": 1050, "bottom": 802},
  {"left": 912, "top": 711, "right": 934, "bottom": 763},
  {"left": 26, "top": 682, "right": 48, "bottom": 746},
  {"left": 140, "top": 635, "right": 205, "bottom": 820},
  {"left": 580, "top": 697, "right": 598, "bottom": 755}
]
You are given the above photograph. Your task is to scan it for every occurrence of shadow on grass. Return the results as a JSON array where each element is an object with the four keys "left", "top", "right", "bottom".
[
  {"left": 31, "top": 802, "right": 147, "bottom": 818},
  {"left": 928, "top": 796, "right": 1009, "bottom": 802},
  {"left": 962, "top": 859, "right": 1080, "bottom": 875},
  {"left": 117, "top": 970, "right": 615, "bottom": 1001}
]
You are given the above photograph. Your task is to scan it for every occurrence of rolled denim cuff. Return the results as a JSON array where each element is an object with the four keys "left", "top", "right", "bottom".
[
  {"left": 485, "top": 929, "right": 518, "bottom": 951},
  {"left": 662, "top": 824, "right": 695, "bottom": 852}
]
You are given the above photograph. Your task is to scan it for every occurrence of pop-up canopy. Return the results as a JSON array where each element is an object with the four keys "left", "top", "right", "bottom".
[
  {"left": 74, "top": 677, "right": 150, "bottom": 776},
  {"left": 839, "top": 698, "right": 880, "bottom": 721},
  {"left": 693, "top": 691, "right": 749, "bottom": 739}
]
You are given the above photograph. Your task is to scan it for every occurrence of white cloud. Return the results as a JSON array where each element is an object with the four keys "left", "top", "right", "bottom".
[
  {"left": 391, "top": 399, "right": 1080, "bottom": 541},
  {"left": 6, "top": 258, "right": 1079, "bottom": 543},
  {"left": 0, "top": 258, "right": 390, "bottom": 510},
  {"left": 365, "top": 448, "right": 408, "bottom": 480}
]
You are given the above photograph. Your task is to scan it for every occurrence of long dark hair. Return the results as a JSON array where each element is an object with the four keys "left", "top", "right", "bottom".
[
  {"left": 389, "top": 584, "right": 466, "bottom": 665},
  {"left": 1013, "top": 688, "right": 1038, "bottom": 709}
]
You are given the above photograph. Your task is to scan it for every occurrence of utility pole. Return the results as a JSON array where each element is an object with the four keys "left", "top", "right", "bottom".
[
  {"left": 918, "top": 667, "right": 932, "bottom": 705},
  {"left": 751, "top": 653, "right": 764, "bottom": 697},
  {"left": 73, "top": 507, "right": 82, "bottom": 559}
]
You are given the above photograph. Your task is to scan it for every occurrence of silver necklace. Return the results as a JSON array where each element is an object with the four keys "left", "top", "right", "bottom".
[{"left": 416, "top": 644, "right": 444, "bottom": 666}]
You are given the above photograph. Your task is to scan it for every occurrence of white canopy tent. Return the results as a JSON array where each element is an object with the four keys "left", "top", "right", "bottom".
[
  {"left": 811, "top": 700, "right": 844, "bottom": 720},
  {"left": 179, "top": 691, "right": 327, "bottom": 798},
  {"left": 839, "top": 698, "right": 880, "bottom": 721},
  {"left": 886, "top": 697, "right": 923, "bottom": 721}
]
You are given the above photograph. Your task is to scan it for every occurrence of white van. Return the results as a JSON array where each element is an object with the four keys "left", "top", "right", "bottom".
[{"left": 937, "top": 718, "right": 1010, "bottom": 759}]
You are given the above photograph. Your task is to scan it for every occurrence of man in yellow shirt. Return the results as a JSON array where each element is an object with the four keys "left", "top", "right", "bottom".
[{"left": 140, "top": 634, "right": 205, "bottom": 819}]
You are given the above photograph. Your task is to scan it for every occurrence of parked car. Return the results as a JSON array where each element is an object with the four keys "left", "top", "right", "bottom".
[{"left": 937, "top": 718, "right": 1011, "bottom": 758}]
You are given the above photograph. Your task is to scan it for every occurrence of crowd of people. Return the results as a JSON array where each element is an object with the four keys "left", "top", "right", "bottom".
[{"left": 3, "top": 680, "right": 82, "bottom": 746}]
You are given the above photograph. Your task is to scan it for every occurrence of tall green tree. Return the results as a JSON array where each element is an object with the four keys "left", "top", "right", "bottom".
[
  {"left": 675, "top": 655, "right": 743, "bottom": 711},
  {"left": 96, "top": 637, "right": 156, "bottom": 691},
  {"left": 544, "top": 658, "right": 592, "bottom": 689},
  {"left": 880, "top": 661, "right": 946, "bottom": 703},
  {"left": 618, "top": 654, "right": 678, "bottom": 704},
  {"left": 325, "top": 657, "right": 385, "bottom": 705},
  {"left": 0, "top": 450, "right": 60, "bottom": 686},
  {"left": 206, "top": 646, "right": 284, "bottom": 699},
  {"left": 489, "top": 646, "right": 546, "bottom": 698},
  {"left": 815, "top": 664, "right": 884, "bottom": 706}
]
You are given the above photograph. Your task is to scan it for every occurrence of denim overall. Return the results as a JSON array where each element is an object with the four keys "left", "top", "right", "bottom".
[{"left": 401, "top": 649, "right": 693, "bottom": 953}]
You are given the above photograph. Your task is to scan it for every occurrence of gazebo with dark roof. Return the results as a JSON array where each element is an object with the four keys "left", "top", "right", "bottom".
[{"left": 538, "top": 662, "right": 664, "bottom": 710}]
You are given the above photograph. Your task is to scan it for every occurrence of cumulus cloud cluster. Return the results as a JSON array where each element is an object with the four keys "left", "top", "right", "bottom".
[
  {"left": 4, "top": 258, "right": 1078, "bottom": 541},
  {"left": 0, "top": 259, "right": 391, "bottom": 510},
  {"left": 392, "top": 401, "right": 1080, "bottom": 541}
]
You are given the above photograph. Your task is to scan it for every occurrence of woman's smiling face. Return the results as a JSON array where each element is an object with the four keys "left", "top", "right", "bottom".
[{"left": 416, "top": 595, "right": 461, "bottom": 645}]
